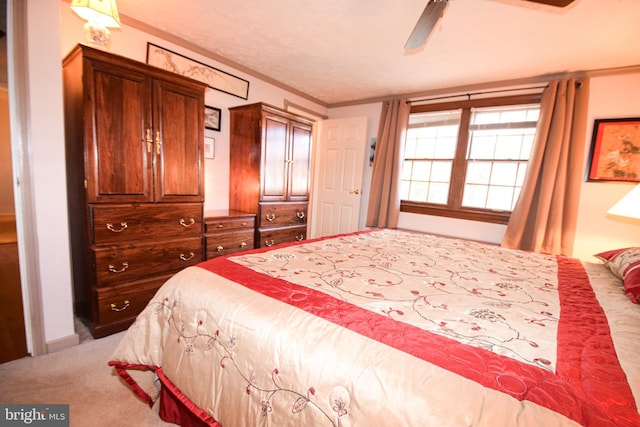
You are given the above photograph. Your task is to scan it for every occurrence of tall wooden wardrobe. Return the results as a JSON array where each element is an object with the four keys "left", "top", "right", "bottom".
[
  {"left": 229, "top": 103, "right": 313, "bottom": 248},
  {"left": 63, "top": 44, "right": 206, "bottom": 338}
]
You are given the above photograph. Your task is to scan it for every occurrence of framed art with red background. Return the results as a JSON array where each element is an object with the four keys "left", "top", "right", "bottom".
[{"left": 587, "top": 117, "right": 640, "bottom": 182}]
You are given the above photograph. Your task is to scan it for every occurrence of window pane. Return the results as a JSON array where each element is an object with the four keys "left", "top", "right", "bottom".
[
  {"left": 486, "top": 186, "right": 514, "bottom": 211},
  {"left": 408, "top": 181, "right": 429, "bottom": 202},
  {"left": 490, "top": 162, "right": 518, "bottom": 186},
  {"left": 466, "top": 161, "right": 491, "bottom": 184},
  {"left": 468, "top": 132, "right": 496, "bottom": 159},
  {"left": 431, "top": 161, "right": 452, "bottom": 182},
  {"left": 462, "top": 104, "right": 539, "bottom": 211},
  {"left": 402, "top": 160, "right": 413, "bottom": 180},
  {"left": 415, "top": 138, "right": 436, "bottom": 158},
  {"left": 404, "top": 134, "right": 418, "bottom": 158},
  {"left": 428, "top": 182, "right": 449, "bottom": 204},
  {"left": 462, "top": 184, "right": 487, "bottom": 208},
  {"left": 494, "top": 132, "right": 524, "bottom": 159},
  {"left": 402, "top": 110, "right": 460, "bottom": 204},
  {"left": 433, "top": 135, "right": 457, "bottom": 158},
  {"left": 411, "top": 160, "right": 432, "bottom": 181},
  {"left": 400, "top": 180, "right": 410, "bottom": 200},
  {"left": 521, "top": 133, "right": 535, "bottom": 157},
  {"left": 516, "top": 163, "right": 527, "bottom": 186}
]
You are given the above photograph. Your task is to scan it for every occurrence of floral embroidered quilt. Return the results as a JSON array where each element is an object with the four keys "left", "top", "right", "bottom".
[{"left": 109, "top": 229, "right": 640, "bottom": 426}]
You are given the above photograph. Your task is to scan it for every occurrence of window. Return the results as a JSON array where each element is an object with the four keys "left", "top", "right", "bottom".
[{"left": 400, "top": 94, "right": 541, "bottom": 224}]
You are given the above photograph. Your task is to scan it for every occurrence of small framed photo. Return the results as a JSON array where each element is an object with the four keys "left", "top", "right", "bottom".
[
  {"left": 204, "top": 106, "right": 221, "bottom": 131},
  {"left": 587, "top": 117, "right": 640, "bottom": 182},
  {"left": 204, "top": 136, "right": 215, "bottom": 159}
]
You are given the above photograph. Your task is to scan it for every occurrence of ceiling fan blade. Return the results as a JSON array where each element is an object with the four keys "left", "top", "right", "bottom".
[
  {"left": 404, "top": 0, "right": 448, "bottom": 50},
  {"left": 524, "top": 0, "right": 575, "bottom": 6}
]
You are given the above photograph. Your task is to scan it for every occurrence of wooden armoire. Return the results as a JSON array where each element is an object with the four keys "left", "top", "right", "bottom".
[
  {"left": 63, "top": 44, "right": 206, "bottom": 338},
  {"left": 229, "top": 103, "right": 313, "bottom": 248}
]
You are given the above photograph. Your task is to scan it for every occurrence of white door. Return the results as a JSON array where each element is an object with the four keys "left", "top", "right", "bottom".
[{"left": 310, "top": 116, "right": 368, "bottom": 238}]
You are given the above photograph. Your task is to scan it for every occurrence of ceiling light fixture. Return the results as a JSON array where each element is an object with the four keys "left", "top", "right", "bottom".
[{"left": 70, "top": 0, "right": 121, "bottom": 49}]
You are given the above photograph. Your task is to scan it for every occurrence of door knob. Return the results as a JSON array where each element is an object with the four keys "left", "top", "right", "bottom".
[{"left": 350, "top": 189, "right": 361, "bottom": 195}]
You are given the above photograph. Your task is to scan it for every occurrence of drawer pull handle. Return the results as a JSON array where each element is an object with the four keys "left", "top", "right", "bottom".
[
  {"left": 296, "top": 211, "right": 305, "bottom": 219},
  {"left": 111, "top": 300, "right": 130, "bottom": 312},
  {"left": 266, "top": 213, "right": 276, "bottom": 222},
  {"left": 265, "top": 239, "right": 275, "bottom": 247},
  {"left": 217, "top": 224, "right": 224, "bottom": 228},
  {"left": 106, "top": 222, "right": 128, "bottom": 233},
  {"left": 216, "top": 246, "right": 224, "bottom": 252},
  {"left": 240, "top": 242, "right": 247, "bottom": 248},
  {"left": 180, "top": 252, "right": 195, "bottom": 261},
  {"left": 108, "top": 262, "right": 129, "bottom": 273},
  {"left": 180, "top": 218, "right": 195, "bottom": 227},
  {"left": 241, "top": 222, "right": 247, "bottom": 226},
  {"left": 295, "top": 234, "right": 305, "bottom": 241}
]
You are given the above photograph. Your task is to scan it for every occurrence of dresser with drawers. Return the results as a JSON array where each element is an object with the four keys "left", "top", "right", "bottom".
[
  {"left": 204, "top": 210, "right": 256, "bottom": 259},
  {"left": 228, "top": 103, "right": 313, "bottom": 248},
  {"left": 63, "top": 44, "right": 206, "bottom": 337}
]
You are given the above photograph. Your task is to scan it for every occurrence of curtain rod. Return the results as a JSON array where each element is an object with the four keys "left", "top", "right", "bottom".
[
  {"left": 408, "top": 80, "right": 585, "bottom": 105},
  {"left": 408, "top": 85, "right": 549, "bottom": 105}
]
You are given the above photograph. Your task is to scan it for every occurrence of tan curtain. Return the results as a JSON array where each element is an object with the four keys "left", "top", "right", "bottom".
[
  {"left": 501, "top": 78, "right": 590, "bottom": 255},
  {"left": 365, "top": 98, "right": 410, "bottom": 228}
]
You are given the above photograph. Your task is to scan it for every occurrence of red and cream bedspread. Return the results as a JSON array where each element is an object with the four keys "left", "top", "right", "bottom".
[{"left": 109, "top": 229, "right": 640, "bottom": 426}]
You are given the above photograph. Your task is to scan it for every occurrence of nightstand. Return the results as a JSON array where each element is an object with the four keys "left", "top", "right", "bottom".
[{"left": 204, "top": 210, "right": 256, "bottom": 259}]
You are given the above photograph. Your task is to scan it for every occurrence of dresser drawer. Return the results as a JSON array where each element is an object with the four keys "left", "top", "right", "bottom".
[
  {"left": 206, "top": 230, "right": 254, "bottom": 258},
  {"left": 258, "top": 202, "right": 307, "bottom": 228},
  {"left": 96, "top": 275, "right": 170, "bottom": 327},
  {"left": 205, "top": 216, "right": 255, "bottom": 233},
  {"left": 93, "top": 237, "right": 203, "bottom": 286},
  {"left": 91, "top": 203, "right": 202, "bottom": 245},
  {"left": 258, "top": 225, "right": 307, "bottom": 248}
]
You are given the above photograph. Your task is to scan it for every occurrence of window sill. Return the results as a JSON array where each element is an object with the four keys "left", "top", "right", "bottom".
[{"left": 400, "top": 201, "right": 510, "bottom": 225}]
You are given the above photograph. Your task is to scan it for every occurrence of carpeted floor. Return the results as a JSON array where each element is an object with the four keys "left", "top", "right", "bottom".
[{"left": 0, "top": 326, "right": 173, "bottom": 426}]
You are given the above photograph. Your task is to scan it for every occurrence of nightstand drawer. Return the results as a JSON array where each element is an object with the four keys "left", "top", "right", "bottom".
[
  {"left": 206, "top": 231, "right": 254, "bottom": 258},
  {"left": 205, "top": 216, "right": 255, "bottom": 233},
  {"left": 93, "top": 237, "right": 203, "bottom": 286}
]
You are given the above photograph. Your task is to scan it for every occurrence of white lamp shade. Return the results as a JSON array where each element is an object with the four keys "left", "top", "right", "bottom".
[
  {"left": 70, "top": 0, "right": 121, "bottom": 28},
  {"left": 607, "top": 184, "right": 640, "bottom": 219}
]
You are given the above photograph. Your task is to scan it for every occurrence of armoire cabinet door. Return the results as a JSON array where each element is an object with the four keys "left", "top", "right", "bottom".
[
  {"left": 87, "top": 60, "right": 153, "bottom": 203},
  {"left": 261, "top": 113, "right": 289, "bottom": 201},
  {"left": 153, "top": 79, "right": 204, "bottom": 202},
  {"left": 288, "top": 120, "right": 313, "bottom": 201}
]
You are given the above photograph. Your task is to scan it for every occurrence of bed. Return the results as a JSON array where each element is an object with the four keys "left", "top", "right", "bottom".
[{"left": 109, "top": 229, "right": 640, "bottom": 426}]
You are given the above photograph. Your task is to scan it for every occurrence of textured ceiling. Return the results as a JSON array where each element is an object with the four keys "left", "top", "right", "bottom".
[{"left": 115, "top": 0, "right": 640, "bottom": 106}]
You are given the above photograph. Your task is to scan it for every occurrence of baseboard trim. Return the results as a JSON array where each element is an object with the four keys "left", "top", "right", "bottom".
[{"left": 46, "top": 333, "right": 80, "bottom": 353}]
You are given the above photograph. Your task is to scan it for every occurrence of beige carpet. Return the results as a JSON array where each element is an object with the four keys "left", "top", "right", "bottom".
[{"left": 0, "top": 329, "right": 174, "bottom": 427}]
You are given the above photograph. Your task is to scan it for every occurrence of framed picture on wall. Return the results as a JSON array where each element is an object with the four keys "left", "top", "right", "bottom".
[
  {"left": 587, "top": 117, "right": 640, "bottom": 182},
  {"left": 204, "top": 136, "right": 215, "bottom": 159},
  {"left": 204, "top": 106, "right": 221, "bottom": 131}
]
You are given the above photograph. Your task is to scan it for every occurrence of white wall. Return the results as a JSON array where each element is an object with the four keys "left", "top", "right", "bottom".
[
  {"left": 20, "top": 0, "right": 75, "bottom": 347},
  {"left": 573, "top": 73, "right": 640, "bottom": 261}
]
